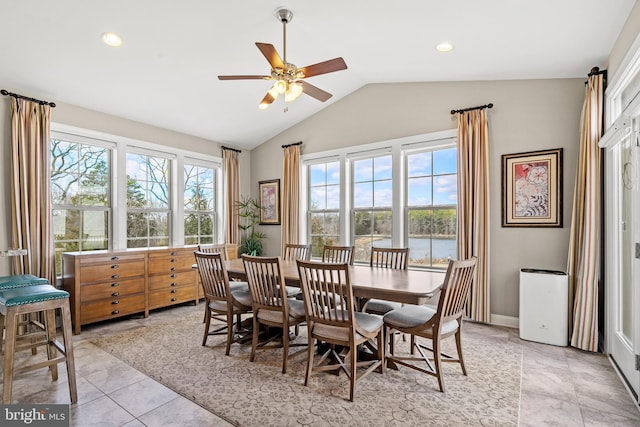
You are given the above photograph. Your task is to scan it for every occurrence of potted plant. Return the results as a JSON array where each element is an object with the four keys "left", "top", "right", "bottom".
[{"left": 236, "top": 195, "right": 266, "bottom": 256}]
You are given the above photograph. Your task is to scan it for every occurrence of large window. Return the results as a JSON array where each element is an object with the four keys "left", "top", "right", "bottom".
[
  {"left": 302, "top": 131, "right": 457, "bottom": 269},
  {"left": 184, "top": 163, "right": 217, "bottom": 245},
  {"left": 406, "top": 147, "right": 457, "bottom": 268},
  {"left": 51, "top": 139, "right": 110, "bottom": 274},
  {"left": 352, "top": 154, "right": 393, "bottom": 263},
  {"left": 126, "top": 153, "right": 171, "bottom": 248},
  {"left": 308, "top": 160, "right": 340, "bottom": 258}
]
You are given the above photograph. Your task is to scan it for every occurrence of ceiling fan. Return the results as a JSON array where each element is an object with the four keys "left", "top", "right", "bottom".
[{"left": 218, "top": 8, "right": 347, "bottom": 110}]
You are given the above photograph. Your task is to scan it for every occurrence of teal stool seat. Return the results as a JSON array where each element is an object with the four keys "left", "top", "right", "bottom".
[
  {"left": 0, "top": 284, "right": 68, "bottom": 306},
  {"left": 0, "top": 274, "right": 48, "bottom": 289},
  {"left": 0, "top": 283, "right": 77, "bottom": 404}
]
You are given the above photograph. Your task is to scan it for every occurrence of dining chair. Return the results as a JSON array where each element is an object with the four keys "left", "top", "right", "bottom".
[
  {"left": 283, "top": 243, "right": 312, "bottom": 261},
  {"left": 362, "top": 247, "right": 409, "bottom": 315},
  {"left": 383, "top": 257, "right": 477, "bottom": 392},
  {"left": 242, "top": 255, "right": 307, "bottom": 373},
  {"left": 322, "top": 245, "right": 355, "bottom": 265},
  {"left": 194, "top": 251, "right": 253, "bottom": 355},
  {"left": 296, "top": 259, "right": 384, "bottom": 402},
  {"left": 198, "top": 243, "right": 228, "bottom": 259}
]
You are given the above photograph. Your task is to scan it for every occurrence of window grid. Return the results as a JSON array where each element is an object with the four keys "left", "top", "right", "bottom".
[
  {"left": 184, "top": 164, "right": 217, "bottom": 245},
  {"left": 308, "top": 161, "right": 340, "bottom": 259}
]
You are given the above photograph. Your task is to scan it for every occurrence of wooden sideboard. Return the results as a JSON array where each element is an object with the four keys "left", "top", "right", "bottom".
[{"left": 62, "top": 244, "right": 237, "bottom": 334}]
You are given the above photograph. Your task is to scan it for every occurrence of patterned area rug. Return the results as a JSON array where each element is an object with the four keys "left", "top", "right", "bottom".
[{"left": 93, "top": 309, "right": 522, "bottom": 426}]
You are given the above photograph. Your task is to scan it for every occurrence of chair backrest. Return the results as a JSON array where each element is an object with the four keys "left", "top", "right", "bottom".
[
  {"left": 198, "top": 243, "right": 228, "bottom": 260},
  {"left": 436, "top": 257, "right": 478, "bottom": 322},
  {"left": 296, "top": 260, "right": 356, "bottom": 342},
  {"left": 242, "top": 255, "right": 288, "bottom": 315},
  {"left": 322, "top": 245, "right": 355, "bottom": 266},
  {"left": 370, "top": 247, "right": 409, "bottom": 270},
  {"left": 194, "top": 251, "right": 232, "bottom": 302},
  {"left": 283, "top": 243, "right": 312, "bottom": 261}
]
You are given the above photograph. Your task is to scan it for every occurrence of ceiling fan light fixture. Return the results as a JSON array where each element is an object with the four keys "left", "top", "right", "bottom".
[
  {"left": 273, "top": 80, "right": 287, "bottom": 94},
  {"left": 285, "top": 82, "right": 303, "bottom": 102}
]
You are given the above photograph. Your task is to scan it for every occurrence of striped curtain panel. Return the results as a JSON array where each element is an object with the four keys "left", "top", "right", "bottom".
[
  {"left": 10, "top": 98, "right": 55, "bottom": 283},
  {"left": 456, "top": 109, "right": 491, "bottom": 323},
  {"left": 223, "top": 149, "right": 240, "bottom": 245},
  {"left": 566, "top": 72, "right": 604, "bottom": 352},
  {"left": 281, "top": 145, "right": 300, "bottom": 254}
]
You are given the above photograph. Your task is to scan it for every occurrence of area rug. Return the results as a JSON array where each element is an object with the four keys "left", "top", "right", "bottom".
[{"left": 93, "top": 309, "right": 522, "bottom": 426}]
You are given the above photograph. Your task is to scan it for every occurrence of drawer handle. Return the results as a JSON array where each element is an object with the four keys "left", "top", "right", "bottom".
[
  {"left": 112, "top": 310, "right": 119, "bottom": 315},
  {"left": 170, "top": 267, "right": 176, "bottom": 271},
  {"left": 112, "top": 292, "right": 120, "bottom": 297},
  {"left": 171, "top": 289, "right": 177, "bottom": 294},
  {"left": 171, "top": 252, "right": 177, "bottom": 256},
  {"left": 170, "top": 274, "right": 176, "bottom": 278},
  {"left": 112, "top": 300, "right": 120, "bottom": 305},
  {"left": 171, "top": 259, "right": 177, "bottom": 263},
  {"left": 111, "top": 283, "right": 119, "bottom": 287},
  {"left": 111, "top": 274, "right": 120, "bottom": 279},
  {"left": 171, "top": 297, "right": 177, "bottom": 302},
  {"left": 111, "top": 265, "right": 119, "bottom": 269},
  {"left": 111, "top": 256, "right": 119, "bottom": 261},
  {"left": 171, "top": 282, "right": 177, "bottom": 287}
]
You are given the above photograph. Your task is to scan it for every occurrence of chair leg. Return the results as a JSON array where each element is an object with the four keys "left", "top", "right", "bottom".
[
  {"left": 3, "top": 309, "right": 17, "bottom": 404},
  {"left": 45, "top": 309, "right": 59, "bottom": 381},
  {"left": 304, "top": 335, "right": 315, "bottom": 386},
  {"left": 225, "top": 311, "right": 234, "bottom": 356},
  {"left": 377, "top": 330, "right": 385, "bottom": 374},
  {"left": 60, "top": 303, "right": 78, "bottom": 404},
  {"left": 433, "top": 336, "right": 445, "bottom": 393},
  {"left": 202, "top": 308, "right": 212, "bottom": 346},
  {"left": 349, "top": 343, "right": 357, "bottom": 402},
  {"left": 282, "top": 324, "right": 290, "bottom": 374},
  {"left": 250, "top": 315, "right": 259, "bottom": 362},
  {"left": 455, "top": 327, "right": 467, "bottom": 375}
]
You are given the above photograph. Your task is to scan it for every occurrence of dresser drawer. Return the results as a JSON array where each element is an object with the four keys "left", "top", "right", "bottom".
[
  {"left": 80, "top": 294, "right": 146, "bottom": 324},
  {"left": 148, "top": 286, "right": 196, "bottom": 309},
  {"left": 80, "top": 260, "right": 145, "bottom": 284},
  {"left": 79, "top": 253, "right": 145, "bottom": 265},
  {"left": 148, "top": 270, "right": 195, "bottom": 291},
  {"left": 81, "top": 277, "right": 145, "bottom": 303},
  {"left": 148, "top": 256, "right": 196, "bottom": 274}
]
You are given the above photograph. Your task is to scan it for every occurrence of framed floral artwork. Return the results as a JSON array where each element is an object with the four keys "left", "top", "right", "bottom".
[
  {"left": 259, "top": 179, "right": 280, "bottom": 225},
  {"left": 501, "top": 148, "right": 563, "bottom": 227}
]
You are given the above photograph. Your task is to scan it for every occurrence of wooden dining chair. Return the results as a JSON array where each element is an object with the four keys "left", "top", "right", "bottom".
[
  {"left": 363, "top": 247, "right": 409, "bottom": 315},
  {"left": 283, "top": 243, "right": 312, "bottom": 261},
  {"left": 383, "top": 257, "right": 477, "bottom": 392},
  {"left": 296, "top": 260, "right": 384, "bottom": 402},
  {"left": 198, "top": 243, "right": 228, "bottom": 259},
  {"left": 322, "top": 245, "right": 355, "bottom": 265},
  {"left": 242, "top": 255, "right": 307, "bottom": 373},
  {"left": 194, "top": 251, "right": 253, "bottom": 355}
]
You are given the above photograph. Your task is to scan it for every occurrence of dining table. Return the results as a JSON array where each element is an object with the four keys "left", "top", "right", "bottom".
[{"left": 224, "top": 257, "right": 445, "bottom": 306}]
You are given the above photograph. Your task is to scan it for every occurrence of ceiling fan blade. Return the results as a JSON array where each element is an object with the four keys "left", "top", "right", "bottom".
[
  {"left": 218, "top": 75, "right": 270, "bottom": 80},
  {"left": 256, "top": 43, "right": 284, "bottom": 70},
  {"left": 298, "top": 57, "right": 347, "bottom": 78},
  {"left": 299, "top": 81, "right": 332, "bottom": 102},
  {"left": 259, "top": 91, "right": 277, "bottom": 108}
]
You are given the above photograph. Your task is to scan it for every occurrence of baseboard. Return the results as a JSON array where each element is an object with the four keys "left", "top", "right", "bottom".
[{"left": 490, "top": 314, "right": 519, "bottom": 329}]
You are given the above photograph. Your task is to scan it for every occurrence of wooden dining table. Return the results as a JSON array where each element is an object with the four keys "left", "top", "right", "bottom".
[{"left": 224, "top": 257, "right": 444, "bottom": 306}]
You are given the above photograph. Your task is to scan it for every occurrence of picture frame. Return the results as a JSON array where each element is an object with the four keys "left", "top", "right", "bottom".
[
  {"left": 259, "top": 179, "right": 281, "bottom": 225},
  {"left": 501, "top": 148, "right": 563, "bottom": 227}
]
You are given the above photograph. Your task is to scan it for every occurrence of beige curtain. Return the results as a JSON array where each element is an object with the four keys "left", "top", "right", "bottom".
[
  {"left": 281, "top": 145, "right": 301, "bottom": 254},
  {"left": 566, "top": 72, "right": 604, "bottom": 352},
  {"left": 10, "top": 98, "right": 55, "bottom": 283},
  {"left": 456, "top": 109, "right": 491, "bottom": 323},
  {"left": 223, "top": 148, "right": 240, "bottom": 245}
]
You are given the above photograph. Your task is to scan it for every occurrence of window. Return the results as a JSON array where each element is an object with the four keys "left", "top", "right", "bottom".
[
  {"left": 406, "top": 147, "right": 457, "bottom": 268},
  {"left": 308, "top": 160, "right": 340, "bottom": 258},
  {"left": 126, "top": 152, "right": 171, "bottom": 248},
  {"left": 184, "top": 163, "right": 217, "bottom": 245},
  {"left": 352, "top": 154, "right": 393, "bottom": 263},
  {"left": 302, "top": 130, "right": 457, "bottom": 269},
  {"left": 51, "top": 138, "right": 110, "bottom": 274}
]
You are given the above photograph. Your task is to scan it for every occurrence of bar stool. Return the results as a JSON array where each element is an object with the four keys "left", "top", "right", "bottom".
[{"left": 0, "top": 284, "right": 77, "bottom": 404}]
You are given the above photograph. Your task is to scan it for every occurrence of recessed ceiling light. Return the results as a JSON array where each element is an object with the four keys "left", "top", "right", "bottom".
[
  {"left": 435, "top": 42, "right": 454, "bottom": 52},
  {"left": 102, "top": 32, "right": 122, "bottom": 47}
]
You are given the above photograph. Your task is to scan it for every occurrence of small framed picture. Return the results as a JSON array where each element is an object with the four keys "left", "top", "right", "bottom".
[
  {"left": 259, "top": 179, "right": 280, "bottom": 225},
  {"left": 501, "top": 148, "right": 563, "bottom": 227}
]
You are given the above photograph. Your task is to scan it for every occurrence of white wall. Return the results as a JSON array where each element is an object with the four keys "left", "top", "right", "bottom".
[
  {"left": 249, "top": 78, "right": 585, "bottom": 321},
  {"left": 0, "top": 99, "right": 250, "bottom": 276}
]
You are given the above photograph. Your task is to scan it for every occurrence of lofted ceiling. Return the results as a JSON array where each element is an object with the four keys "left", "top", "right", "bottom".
[{"left": 0, "top": 1, "right": 635, "bottom": 150}]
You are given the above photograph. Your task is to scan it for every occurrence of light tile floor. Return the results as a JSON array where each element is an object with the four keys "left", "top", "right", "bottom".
[{"left": 3, "top": 304, "right": 639, "bottom": 426}]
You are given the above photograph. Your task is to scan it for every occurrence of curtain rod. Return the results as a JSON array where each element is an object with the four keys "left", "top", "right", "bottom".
[
  {"left": 588, "top": 67, "right": 607, "bottom": 77},
  {"left": 1, "top": 89, "right": 56, "bottom": 107},
  {"left": 450, "top": 103, "right": 493, "bottom": 115},
  {"left": 282, "top": 141, "right": 302, "bottom": 149},
  {"left": 221, "top": 145, "right": 242, "bottom": 153}
]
